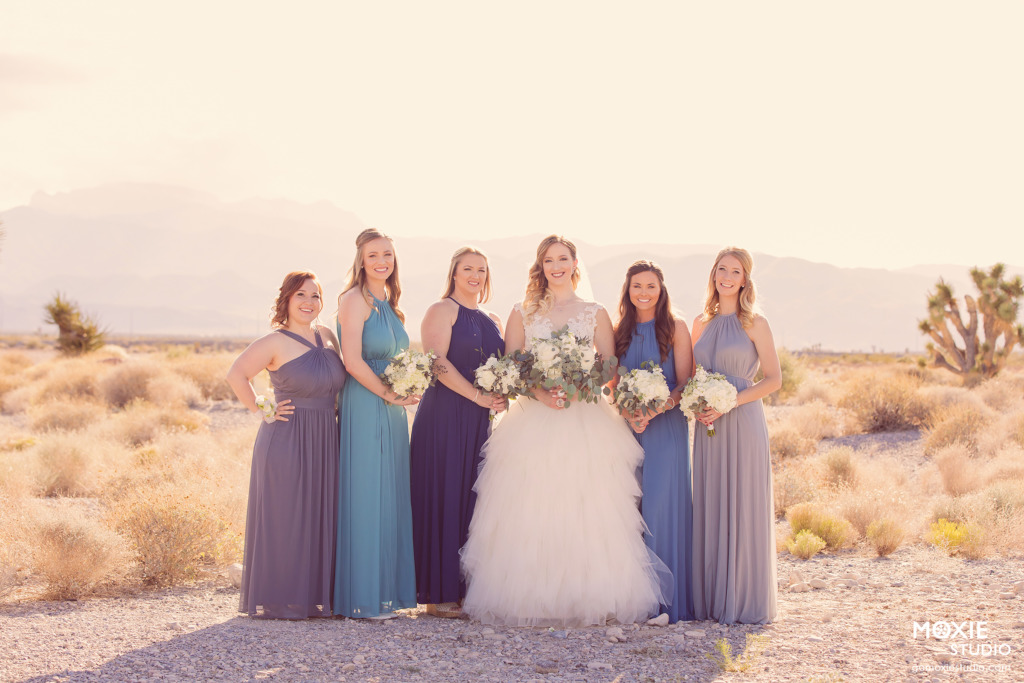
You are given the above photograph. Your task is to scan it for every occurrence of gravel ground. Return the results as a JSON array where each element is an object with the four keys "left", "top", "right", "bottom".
[{"left": 3, "top": 545, "right": 1023, "bottom": 683}]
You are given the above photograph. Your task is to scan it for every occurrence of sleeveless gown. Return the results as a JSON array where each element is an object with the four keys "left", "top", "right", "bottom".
[
  {"left": 334, "top": 295, "right": 417, "bottom": 617},
  {"left": 239, "top": 329, "right": 347, "bottom": 619},
  {"left": 621, "top": 319, "right": 694, "bottom": 623},
  {"left": 461, "top": 302, "right": 669, "bottom": 627},
  {"left": 691, "top": 312, "right": 777, "bottom": 624},
  {"left": 410, "top": 299, "right": 504, "bottom": 604}
]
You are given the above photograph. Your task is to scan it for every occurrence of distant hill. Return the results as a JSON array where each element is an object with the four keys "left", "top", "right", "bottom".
[{"left": 2, "top": 184, "right": 1020, "bottom": 352}]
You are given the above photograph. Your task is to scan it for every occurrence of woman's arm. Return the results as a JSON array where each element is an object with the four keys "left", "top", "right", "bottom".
[
  {"left": 338, "top": 290, "right": 418, "bottom": 406},
  {"left": 737, "top": 315, "right": 781, "bottom": 406},
  {"left": 421, "top": 301, "right": 503, "bottom": 410},
  {"left": 225, "top": 334, "right": 294, "bottom": 420}
]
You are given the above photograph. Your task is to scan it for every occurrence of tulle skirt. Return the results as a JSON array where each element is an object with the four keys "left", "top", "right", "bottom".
[{"left": 461, "top": 396, "right": 671, "bottom": 627}]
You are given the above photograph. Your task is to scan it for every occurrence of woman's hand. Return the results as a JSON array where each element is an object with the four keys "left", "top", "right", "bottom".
[
  {"left": 385, "top": 391, "right": 420, "bottom": 407},
  {"left": 535, "top": 386, "right": 566, "bottom": 410},
  {"left": 696, "top": 406, "right": 723, "bottom": 426},
  {"left": 272, "top": 398, "right": 294, "bottom": 422},
  {"left": 478, "top": 392, "right": 508, "bottom": 413}
]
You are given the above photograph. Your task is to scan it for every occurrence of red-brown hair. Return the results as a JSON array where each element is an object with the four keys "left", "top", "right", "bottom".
[{"left": 271, "top": 271, "right": 322, "bottom": 328}]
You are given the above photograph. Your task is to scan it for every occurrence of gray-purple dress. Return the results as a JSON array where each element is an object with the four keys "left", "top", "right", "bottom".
[
  {"left": 239, "top": 329, "right": 347, "bottom": 619},
  {"left": 691, "top": 312, "right": 777, "bottom": 624}
]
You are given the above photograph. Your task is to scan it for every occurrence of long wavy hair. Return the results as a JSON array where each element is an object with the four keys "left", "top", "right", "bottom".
[
  {"left": 613, "top": 260, "right": 675, "bottom": 361},
  {"left": 701, "top": 246, "right": 758, "bottom": 329},
  {"left": 340, "top": 228, "right": 405, "bottom": 323},
  {"left": 440, "top": 246, "right": 492, "bottom": 303},
  {"left": 271, "top": 271, "right": 322, "bottom": 328},
  {"left": 523, "top": 235, "right": 581, "bottom": 317}
]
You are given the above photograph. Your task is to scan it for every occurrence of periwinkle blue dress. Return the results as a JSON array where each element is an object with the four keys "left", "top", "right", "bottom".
[
  {"left": 334, "top": 294, "right": 416, "bottom": 617},
  {"left": 621, "top": 319, "right": 694, "bottom": 623},
  {"left": 691, "top": 312, "right": 777, "bottom": 624},
  {"left": 410, "top": 299, "right": 504, "bottom": 604},
  {"left": 239, "top": 329, "right": 346, "bottom": 619}
]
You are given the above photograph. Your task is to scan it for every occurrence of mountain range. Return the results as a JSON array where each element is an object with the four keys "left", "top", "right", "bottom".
[{"left": 1, "top": 184, "right": 1018, "bottom": 353}]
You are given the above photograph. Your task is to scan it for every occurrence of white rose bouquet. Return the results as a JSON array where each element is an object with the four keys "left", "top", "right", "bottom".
[
  {"left": 380, "top": 348, "right": 438, "bottom": 399},
  {"left": 679, "top": 364, "right": 738, "bottom": 436},
  {"left": 255, "top": 395, "right": 277, "bottom": 424},
  {"left": 614, "top": 361, "right": 671, "bottom": 417},
  {"left": 474, "top": 351, "right": 528, "bottom": 401},
  {"left": 524, "top": 325, "right": 615, "bottom": 407}
]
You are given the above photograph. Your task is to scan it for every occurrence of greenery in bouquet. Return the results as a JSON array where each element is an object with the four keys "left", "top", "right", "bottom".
[
  {"left": 523, "top": 325, "right": 616, "bottom": 407},
  {"left": 679, "top": 364, "right": 738, "bottom": 436},
  {"left": 380, "top": 348, "right": 438, "bottom": 398},
  {"left": 474, "top": 350, "right": 530, "bottom": 401},
  {"left": 614, "top": 361, "right": 671, "bottom": 417}
]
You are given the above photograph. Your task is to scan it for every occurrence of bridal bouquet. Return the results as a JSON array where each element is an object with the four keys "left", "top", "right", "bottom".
[
  {"left": 474, "top": 351, "right": 529, "bottom": 401},
  {"left": 614, "top": 361, "right": 671, "bottom": 417},
  {"left": 679, "top": 364, "right": 737, "bottom": 436},
  {"left": 380, "top": 348, "right": 438, "bottom": 398},
  {"left": 254, "top": 395, "right": 277, "bottom": 424},
  {"left": 525, "top": 325, "right": 615, "bottom": 407}
]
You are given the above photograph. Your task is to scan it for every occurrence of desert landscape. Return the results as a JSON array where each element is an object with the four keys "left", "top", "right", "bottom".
[{"left": 1, "top": 338, "right": 1022, "bottom": 682}]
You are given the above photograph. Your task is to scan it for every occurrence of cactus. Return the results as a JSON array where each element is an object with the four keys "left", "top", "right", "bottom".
[
  {"left": 919, "top": 264, "right": 1024, "bottom": 383},
  {"left": 44, "top": 292, "right": 107, "bottom": 356}
]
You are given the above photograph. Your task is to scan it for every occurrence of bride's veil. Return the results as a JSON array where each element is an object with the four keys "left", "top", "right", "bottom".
[{"left": 574, "top": 258, "right": 596, "bottom": 302}]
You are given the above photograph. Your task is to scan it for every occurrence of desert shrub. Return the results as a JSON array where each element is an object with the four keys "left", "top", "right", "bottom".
[
  {"left": 33, "top": 507, "right": 129, "bottom": 599},
  {"left": 105, "top": 400, "right": 210, "bottom": 446},
  {"left": 787, "top": 529, "right": 826, "bottom": 559},
  {"left": 775, "top": 349, "right": 806, "bottom": 403},
  {"left": 792, "top": 380, "right": 834, "bottom": 406},
  {"left": 100, "top": 361, "right": 163, "bottom": 408},
  {"left": 146, "top": 373, "right": 203, "bottom": 408},
  {"left": 923, "top": 403, "right": 991, "bottom": 455},
  {"left": 787, "top": 502, "right": 855, "bottom": 550},
  {"left": 45, "top": 293, "right": 106, "bottom": 356},
  {"left": 28, "top": 400, "right": 106, "bottom": 432},
  {"left": 169, "top": 354, "right": 234, "bottom": 401},
  {"left": 0, "top": 494, "right": 29, "bottom": 598},
  {"left": 982, "top": 480, "right": 1024, "bottom": 518},
  {"left": 1011, "top": 414, "right": 1024, "bottom": 449},
  {"left": 0, "top": 350, "right": 33, "bottom": 376},
  {"left": 839, "top": 373, "right": 934, "bottom": 432},
  {"left": 769, "top": 425, "right": 815, "bottom": 460},
  {"left": 706, "top": 634, "right": 770, "bottom": 673},
  {"left": 773, "top": 466, "right": 817, "bottom": 518},
  {"left": 34, "top": 435, "right": 96, "bottom": 497},
  {"left": 927, "top": 518, "right": 986, "bottom": 558},
  {"left": 113, "top": 490, "right": 234, "bottom": 586},
  {"left": 934, "top": 445, "right": 980, "bottom": 496},
  {"left": 786, "top": 400, "right": 844, "bottom": 441},
  {"left": 866, "top": 519, "right": 905, "bottom": 556},
  {"left": 978, "top": 374, "right": 1024, "bottom": 411},
  {"left": 822, "top": 447, "right": 858, "bottom": 489},
  {"left": 1, "top": 385, "right": 35, "bottom": 414}
]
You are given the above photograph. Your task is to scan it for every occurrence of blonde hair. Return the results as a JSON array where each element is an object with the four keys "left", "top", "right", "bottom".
[
  {"left": 701, "top": 246, "right": 758, "bottom": 329},
  {"left": 440, "top": 246, "right": 492, "bottom": 303},
  {"left": 523, "top": 235, "right": 580, "bottom": 316},
  {"left": 341, "top": 228, "right": 405, "bottom": 323}
]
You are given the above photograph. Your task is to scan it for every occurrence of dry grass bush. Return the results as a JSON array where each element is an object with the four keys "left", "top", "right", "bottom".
[
  {"left": 1, "top": 385, "right": 36, "bottom": 414},
  {"left": 785, "top": 400, "right": 846, "bottom": 441},
  {"left": 923, "top": 403, "right": 992, "bottom": 455},
  {"left": 112, "top": 487, "right": 236, "bottom": 586},
  {"left": 866, "top": 519, "right": 905, "bottom": 556},
  {"left": 103, "top": 400, "right": 210, "bottom": 446},
  {"left": 839, "top": 372, "right": 935, "bottom": 433},
  {"left": 100, "top": 360, "right": 164, "bottom": 408},
  {"left": 934, "top": 445, "right": 980, "bottom": 496},
  {"left": 36, "top": 358, "right": 103, "bottom": 402},
  {"left": 1011, "top": 413, "right": 1024, "bottom": 449},
  {"left": 769, "top": 424, "right": 815, "bottom": 460},
  {"left": 786, "top": 502, "right": 856, "bottom": 550},
  {"left": 33, "top": 433, "right": 98, "bottom": 497},
  {"left": 927, "top": 518, "right": 986, "bottom": 559},
  {"left": 33, "top": 506, "right": 129, "bottom": 599},
  {"left": 0, "top": 350, "right": 33, "bottom": 375},
  {"left": 978, "top": 373, "right": 1024, "bottom": 411},
  {"left": 168, "top": 353, "right": 234, "bottom": 400},
  {"left": 0, "top": 493, "right": 31, "bottom": 598},
  {"left": 821, "top": 447, "right": 858, "bottom": 490},
  {"left": 791, "top": 380, "right": 835, "bottom": 406},
  {"left": 787, "top": 529, "right": 826, "bottom": 559},
  {"left": 773, "top": 349, "right": 806, "bottom": 404},
  {"left": 145, "top": 373, "right": 203, "bottom": 408},
  {"left": 773, "top": 464, "right": 819, "bottom": 518},
  {"left": 28, "top": 399, "right": 106, "bottom": 432}
]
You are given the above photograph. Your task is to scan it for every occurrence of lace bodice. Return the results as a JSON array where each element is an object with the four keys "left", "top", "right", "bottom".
[{"left": 514, "top": 301, "right": 601, "bottom": 349}]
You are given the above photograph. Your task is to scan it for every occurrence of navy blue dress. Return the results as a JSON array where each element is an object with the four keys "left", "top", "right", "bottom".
[
  {"left": 621, "top": 319, "right": 694, "bottom": 622},
  {"left": 410, "top": 299, "right": 504, "bottom": 604}
]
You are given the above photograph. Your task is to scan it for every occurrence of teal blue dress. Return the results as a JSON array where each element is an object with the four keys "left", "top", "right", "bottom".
[
  {"left": 621, "top": 319, "right": 694, "bottom": 623},
  {"left": 334, "top": 294, "right": 416, "bottom": 617}
]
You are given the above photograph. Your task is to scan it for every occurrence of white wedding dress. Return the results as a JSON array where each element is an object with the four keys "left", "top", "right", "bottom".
[{"left": 461, "top": 301, "right": 670, "bottom": 627}]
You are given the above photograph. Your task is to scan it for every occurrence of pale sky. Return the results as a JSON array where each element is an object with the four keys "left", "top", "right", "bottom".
[{"left": 2, "top": 1, "right": 1022, "bottom": 269}]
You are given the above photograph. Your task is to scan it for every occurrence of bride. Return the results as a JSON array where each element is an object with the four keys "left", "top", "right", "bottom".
[{"left": 461, "top": 235, "right": 669, "bottom": 627}]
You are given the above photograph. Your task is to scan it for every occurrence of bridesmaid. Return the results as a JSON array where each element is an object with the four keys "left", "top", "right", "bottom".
[
  {"left": 410, "top": 247, "right": 506, "bottom": 618},
  {"left": 690, "top": 247, "right": 781, "bottom": 624},
  {"left": 334, "top": 228, "right": 419, "bottom": 619},
  {"left": 227, "top": 271, "right": 346, "bottom": 619},
  {"left": 612, "top": 260, "right": 694, "bottom": 623}
]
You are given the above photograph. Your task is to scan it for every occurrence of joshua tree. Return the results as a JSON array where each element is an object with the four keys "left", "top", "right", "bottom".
[
  {"left": 919, "top": 263, "right": 1024, "bottom": 384},
  {"left": 44, "top": 292, "right": 107, "bottom": 355}
]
